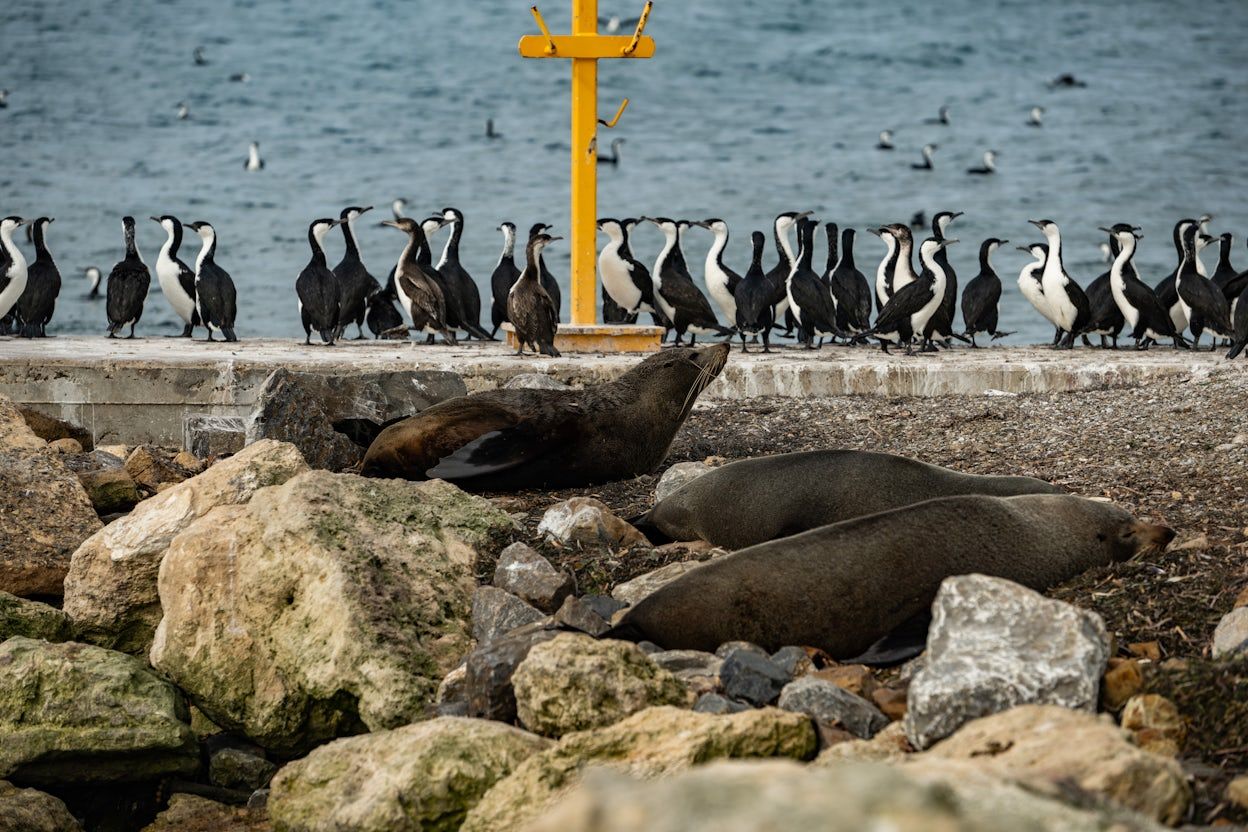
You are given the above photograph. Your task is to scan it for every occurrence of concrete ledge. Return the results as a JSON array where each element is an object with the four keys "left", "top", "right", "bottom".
[{"left": 0, "top": 337, "right": 1239, "bottom": 446}]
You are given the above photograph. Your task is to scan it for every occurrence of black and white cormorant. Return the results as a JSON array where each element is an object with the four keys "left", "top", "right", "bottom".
[
  {"left": 84, "top": 266, "right": 102, "bottom": 300},
  {"left": 193, "top": 46, "right": 207, "bottom": 66},
  {"left": 331, "top": 205, "right": 380, "bottom": 340},
  {"left": 966, "top": 150, "right": 998, "bottom": 175},
  {"left": 527, "top": 222, "right": 563, "bottom": 317},
  {"left": 295, "top": 218, "right": 342, "bottom": 345},
  {"left": 867, "top": 236, "right": 956, "bottom": 355},
  {"left": 105, "top": 216, "right": 151, "bottom": 339},
  {"left": 911, "top": 144, "right": 937, "bottom": 170},
  {"left": 829, "top": 226, "right": 872, "bottom": 336},
  {"left": 1176, "top": 225, "right": 1233, "bottom": 350},
  {"left": 438, "top": 207, "right": 493, "bottom": 340},
  {"left": 877, "top": 130, "right": 894, "bottom": 150},
  {"left": 1211, "top": 233, "right": 1238, "bottom": 293},
  {"left": 926, "top": 105, "right": 951, "bottom": 125},
  {"left": 489, "top": 222, "right": 521, "bottom": 336},
  {"left": 485, "top": 119, "right": 502, "bottom": 140},
  {"left": 733, "top": 230, "right": 773, "bottom": 353},
  {"left": 882, "top": 223, "right": 920, "bottom": 300},
  {"left": 380, "top": 217, "right": 455, "bottom": 345},
  {"left": 646, "top": 217, "right": 730, "bottom": 345},
  {"left": 1154, "top": 218, "right": 1197, "bottom": 334},
  {"left": 176, "top": 102, "right": 189, "bottom": 121},
  {"left": 1030, "top": 219, "right": 1091, "bottom": 348},
  {"left": 15, "top": 217, "right": 59, "bottom": 337},
  {"left": 508, "top": 233, "right": 562, "bottom": 357},
  {"left": 786, "top": 216, "right": 843, "bottom": 348},
  {"left": 764, "top": 211, "right": 807, "bottom": 323},
  {"left": 960, "top": 238, "right": 1013, "bottom": 347},
  {"left": 245, "top": 141, "right": 264, "bottom": 171},
  {"left": 187, "top": 221, "right": 238, "bottom": 342},
  {"left": 598, "top": 138, "right": 624, "bottom": 166},
  {"left": 598, "top": 217, "right": 661, "bottom": 322},
  {"left": 820, "top": 222, "right": 838, "bottom": 289},
  {"left": 1098, "top": 224, "right": 1186, "bottom": 350},
  {"left": 0, "top": 217, "right": 29, "bottom": 336},
  {"left": 868, "top": 226, "right": 899, "bottom": 314},
  {"left": 0, "top": 89, "right": 10, "bottom": 108},
  {"left": 700, "top": 218, "right": 741, "bottom": 325},
  {"left": 1016, "top": 243, "right": 1059, "bottom": 338},
  {"left": 622, "top": 218, "right": 670, "bottom": 329},
  {"left": 1028, "top": 107, "right": 1044, "bottom": 127},
  {"left": 1082, "top": 235, "right": 1125, "bottom": 349},
  {"left": 925, "top": 211, "right": 967, "bottom": 346},
  {"left": 150, "top": 215, "right": 200, "bottom": 337}
]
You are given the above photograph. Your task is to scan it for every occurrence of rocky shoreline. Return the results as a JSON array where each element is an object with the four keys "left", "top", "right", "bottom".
[{"left": 1, "top": 371, "right": 1246, "bottom": 831}]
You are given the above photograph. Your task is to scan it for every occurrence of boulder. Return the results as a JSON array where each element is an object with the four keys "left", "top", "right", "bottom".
[
  {"left": 16, "top": 407, "right": 92, "bottom": 450},
  {"left": 0, "top": 780, "right": 82, "bottom": 832},
  {"left": 47, "top": 438, "right": 83, "bottom": 454},
  {"left": 720, "top": 646, "right": 791, "bottom": 706},
  {"left": 76, "top": 468, "right": 141, "bottom": 514},
  {"left": 650, "top": 649, "right": 723, "bottom": 695},
  {"left": 693, "top": 693, "right": 751, "bottom": 715},
  {"left": 1119, "top": 694, "right": 1186, "bottom": 756},
  {"left": 538, "top": 498, "right": 649, "bottom": 548},
  {"left": 150, "top": 472, "right": 512, "bottom": 753},
  {"left": 245, "top": 368, "right": 466, "bottom": 472},
  {"left": 815, "top": 721, "right": 912, "bottom": 765},
  {"left": 0, "top": 397, "right": 102, "bottom": 597},
  {"left": 654, "top": 461, "right": 713, "bottom": 503},
  {"left": 553, "top": 595, "right": 611, "bottom": 636},
  {"left": 526, "top": 759, "right": 1167, "bottom": 832},
  {"left": 172, "top": 451, "right": 205, "bottom": 474},
  {"left": 464, "top": 623, "right": 562, "bottom": 723},
  {"left": 0, "top": 592, "right": 72, "bottom": 641},
  {"left": 1213, "top": 607, "right": 1248, "bottom": 658},
  {"left": 905, "top": 574, "right": 1110, "bottom": 750},
  {"left": 63, "top": 439, "right": 309, "bottom": 654},
  {"left": 182, "top": 414, "right": 246, "bottom": 458},
  {"left": 770, "top": 645, "right": 815, "bottom": 678},
  {"left": 778, "top": 677, "right": 888, "bottom": 739},
  {"left": 918, "top": 704, "right": 1190, "bottom": 825},
  {"left": 140, "top": 794, "right": 269, "bottom": 832},
  {"left": 472, "top": 586, "right": 546, "bottom": 644},
  {"left": 268, "top": 717, "right": 549, "bottom": 832},
  {"left": 502, "top": 373, "right": 569, "bottom": 390},
  {"left": 492, "top": 542, "right": 573, "bottom": 613},
  {"left": 460, "top": 706, "right": 816, "bottom": 832},
  {"left": 0, "top": 637, "right": 196, "bottom": 785},
  {"left": 435, "top": 665, "right": 468, "bottom": 715},
  {"left": 60, "top": 449, "right": 124, "bottom": 475},
  {"left": 124, "top": 446, "right": 191, "bottom": 491},
  {"left": 611, "top": 561, "right": 705, "bottom": 606},
  {"left": 209, "top": 747, "right": 277, "bottom": 791},
  {"left": 513, "top": 634, "right": 691, "bottom": 738}
]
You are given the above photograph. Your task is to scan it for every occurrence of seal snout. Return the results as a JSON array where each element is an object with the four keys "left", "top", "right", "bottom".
[{"left": 1119, "top": 521, "right": 1176, "bottom": 561}]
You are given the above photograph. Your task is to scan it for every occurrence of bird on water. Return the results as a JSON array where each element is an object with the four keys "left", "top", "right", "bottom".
[
  {"left": 912, "top": 143, "right": 937, "bottom": 170},
  {"left": 245, "top": 141, "right": 264, "bottom": 171},
  {"left": 509, "top": 233, "right": 562, "bottom": 357},
  {"left": 84, "top": 266, "right": 102, "bottom": 300}
]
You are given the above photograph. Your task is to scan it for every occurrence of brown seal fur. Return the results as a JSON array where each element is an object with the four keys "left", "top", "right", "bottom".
[
  {"left": 360, "top": 342, "right": 729, "bottom": 490},
  {"left": 636, "top": 450, "right": 1065, "bottom": 549},
  {"left": 611, "top": 494, "right": 1174, "bottom": 657}
]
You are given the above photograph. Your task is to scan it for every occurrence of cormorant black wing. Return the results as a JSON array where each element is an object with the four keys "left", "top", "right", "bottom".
[{"left": 873, "top": 279, "right": 928, "bottom": 332}]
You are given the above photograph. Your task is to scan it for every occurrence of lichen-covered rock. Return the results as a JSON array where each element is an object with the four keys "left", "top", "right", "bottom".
[
  {"left": 1213, "top": 607, "right": 1248, "bottom": 658},
  {"left": 1119, "top": 694, "right": 1186, "bottom": 756},
  {"left": 905, "top": 574, "right": 1110, "bottom": 750},
  {"left": 0, "top": 637, "right": 196, "bottom": 784},
  {"left": 611, "top": 561, "right": 705, "bottom": 606},
  {"left": 526, "top": 759, "right": 1167, "bottom": 832},
  {"left": 492, "top": 542, "right": 573, "bottom": 613},
  {"left": 150, "top": 472, "right": 513, "bottom": 753},
  {"left": 919, "top": 704, "right": 1190, "bottom": 825},
  {"left": 140, "top": 793, "right": 269, "bottom": 832},
  {"left": 0, "top": 397, "right": 102, "bottom": 597},
  {"left": 538, "top": 498, "right": 649, "bottom": 548},
  {"left": 472, "top": 586, "right": 546, "bottom": 644},
  {"left": 460, "top": 706, "right": 816, "bottom": 832},
  {"left": 513, "top": 634, "right": 691, "bottom": 738},
  {"left": 654, "top": 461, "right": 713, "bottom": 503},
  {"left": 209, "top": 747, "right": 277, "bottom": 791},
  {"left": 0, "top": 592, "right": 72, "bottom": 641},
  {"left": 778, "top": 677, "right": 888, "bottom": 739},
  {"left": 77, "top": 468, "right": 141, "bottom": 514},
  {"left": 269, "top": 717, "right": 548, "bottom": 832},
  {"left": 63, "top": 439, "right": 309, "bottom": 655},
  {"left": 0, "top": 780, "right": 82, "bottom": 832}
]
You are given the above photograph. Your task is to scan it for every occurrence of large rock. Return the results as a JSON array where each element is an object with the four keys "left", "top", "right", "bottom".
[
  {"left": 182, "top": 414, "right": 246, "bottom": 458},
  {"left": 464, "top": 622, "right": 562, "bottom": 723},
  {"left": 1213, "top": 607, "right": 1248, "bottom": 658},
  {"left": 905, "top": 574, "right": 1110, "bottom": 750},
  {"left": 140, "top": 794, "right": 269, "bottom": 832},
  {"left": 77, "top": 468, "right": 142, "bottom": 514},
  {"left": 124, "top": 446, "right": 191, "bottom": 491},
  {"left": 0, "top": 637, "right": 196, "bottom": 785},
  {"left": 472, "top": 586, "right": 546, "bottom": 644},
  {"left": 16, "top": 407, "right": 92, "bottom": 450},
  {"left": 778, "top": 677, "right": 888, "bottom": 739},
  {"left": 150, "top": 472, "right": 513, "bottom": 753},
  {"left": 492, "top": 542, "right": 573, "bottom": 613},
  {"left": 538, "top": 498, "right": 649, "bottom": 548},
  {"left": 0, "top": 397, "right": 102, "bottom": 596},
  {"left": 0, "top": 780, "right": 82, "bottom": 832},
  {"left": 527, "top": 759, "right": 1166, "bottom": 832},
  {"left": 269, "top": 717, "right": 549, "bottom": 832},
  {"left": 650, "top": 649, "right": 723, "bottom": 695},
  {"left": 513, "top": 634, "right": 690, "bottom": 738},
  {"left": 460, "top": 706, "right": 816, "bottom": 832},
  {"left": 654, "top": 461, "right": 713, "bottom": 503},
  {"left": 246, "top": 368, "right": 465, "bottom": 472},
  {"left": 63, "top": 439, "right": 309, "bottom": 654},
  {"left": 209, "top": 747, "right": 277, "bottom": 791},
  {"left": 0, "top": 592, "right": 71, "bottom": 641},
  {"left": 719, "top": 645, "right": 790, "bottom": 706},
  {"left": 919, "top": 704, "right": 1190, "bottom": 825}
]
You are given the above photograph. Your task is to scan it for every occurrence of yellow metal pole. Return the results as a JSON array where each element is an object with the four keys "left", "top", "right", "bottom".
[{"left": 569, "top": 0, "right": 599, "bottom": 326}]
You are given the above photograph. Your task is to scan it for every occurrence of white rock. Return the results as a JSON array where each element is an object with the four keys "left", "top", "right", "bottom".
[
  {"left": 1212, "top": 607, "right": 1248, "bottom": 659},
  {"left": 654, "top": 462, "right": 713, "bottom": 503}
]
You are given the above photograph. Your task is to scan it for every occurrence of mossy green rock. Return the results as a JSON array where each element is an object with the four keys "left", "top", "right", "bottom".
[
  {"left": 0, "top": 637, "right": 196, "bottom": 785},
  {"left": 0, "top": 592, "right": 72, "bottom": 642},
  {"left": 150, "top": 472, "right": 514, "bottom": 754},
  {"left": 460, "top": 705, "right": 817, "bottom": 832},
  {"left": 0, "top": 780, "right": 82, "bottom": 832},
  {"left": 269, "top": 717, "right": 549, "bottom": 832}
]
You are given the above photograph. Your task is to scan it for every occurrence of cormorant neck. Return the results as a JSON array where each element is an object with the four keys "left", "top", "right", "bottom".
[
  {"left": 341, "top": 217, "right": 361, "bottom": 260},
  {"left": 824, "top": 226, "right": 838, "bottom": 273},
  {"left": 839, "top": 229, "right": 855, "bottom": 270}
]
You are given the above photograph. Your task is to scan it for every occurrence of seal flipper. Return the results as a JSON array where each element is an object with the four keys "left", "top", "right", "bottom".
[
  {"left": 426, "top": 426, "right": 563, "bottom": 481},
  {"left": 841, "top": 610, "right": 932, "bottom": 667}
]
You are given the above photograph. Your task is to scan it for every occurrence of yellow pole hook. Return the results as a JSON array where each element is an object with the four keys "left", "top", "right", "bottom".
[
  {"left": 621, "top": 1, "right": 653, "bottom": 55},
  {"left": 529, "top": 6, "right": 557, "bottom": 55},
  {"left": 598, "top": 98, "right": 629, "bottom": 128}
]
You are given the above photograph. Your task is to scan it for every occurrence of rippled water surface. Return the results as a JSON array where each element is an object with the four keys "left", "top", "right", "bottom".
[{"left": 2, "top": 0, "right": 1246, "bottom": 342}]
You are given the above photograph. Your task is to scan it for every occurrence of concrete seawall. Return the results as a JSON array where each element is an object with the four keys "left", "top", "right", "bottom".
[{"left": 0, "top": 337, "right": 1237, "bottom": 447}]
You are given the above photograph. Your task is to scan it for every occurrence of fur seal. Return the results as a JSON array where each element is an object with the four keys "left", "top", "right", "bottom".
[
  {"left": 611, "top": 494, "right": 1174, "bottom": 658},
  {"left": 359, "top": 342, "right": 729, "bottom": 490},
  {"left": 635, "top": 450, "right": 1064, "bottom": 549}
]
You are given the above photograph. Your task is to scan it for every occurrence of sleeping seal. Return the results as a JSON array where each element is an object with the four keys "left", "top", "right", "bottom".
[
  {"left": 359, "top": 342, "right": 728, "bottom": 490},
  {"left": 635, "top": 450, "right": 1064, "bottom": 549},
  {"left": 610, "top": 494, "right": 1173, "bottom": 658}
]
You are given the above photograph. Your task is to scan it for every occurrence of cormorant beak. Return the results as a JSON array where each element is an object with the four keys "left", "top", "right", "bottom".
[
  {"left": 1015, "top": 245, "right": 1031, "bottom": 252},
  {"left": 939, "top": 238, "right": 959, "bottom": 248},
  {"left": 358, "top": 206, "right": 373, "bottom": 216},
  {"left": 997, "top": 239, "right": 1008, "bottom": 245},
  {"left": 866, "top": 227, "right": 882, "bottom": 237},
  {"left": 795, "top": 210, "right": 813, "bottom": 219},
  {"left": 950, "top": 212, "right": 964, "bottom": 220},
  {"left": 150, "top": 216, "right": 163, "bottom": 224},
  {"left": 1028, "top": 220, "right": 1045, "bottom": 229},
  {"left": 1097, "top": 227, "right": 1112, "bottom": 234},
  {"left": 691, "top": 220, "right": 711, "bottom": 229},
  {"left": 381, "top": 220, "right": 401, "bottom": 229},
  {"left": 547, "top": 236, "right": 564, "bottom": 243}
]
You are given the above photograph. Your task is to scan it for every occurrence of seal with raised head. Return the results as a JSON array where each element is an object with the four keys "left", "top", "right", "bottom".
[
  {"left": 610, "top": 494, "right": 1174, "bottom": 658},
  {"left": 635, "top": 450, "right": 1064, "bottom": 549},
  {"left": 359, "top": 342, "right": 729, "bottom": 490}
]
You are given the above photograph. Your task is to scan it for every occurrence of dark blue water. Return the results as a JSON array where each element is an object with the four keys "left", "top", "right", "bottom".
[{"left": 2, "top": 0, "right": 1246, "bottom": 342}]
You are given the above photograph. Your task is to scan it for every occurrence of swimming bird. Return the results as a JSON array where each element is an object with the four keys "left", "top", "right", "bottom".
[
  {"left": 647, "top": 217, "right": 730, "bottom": 345},
  {"left": 389, "top": 199, "right": 407, "bottom": 221},
  {"left": 1154, "top": 218, "right": 1197, "bottom": 334},
  {"left": 150, "top": 215, "right": 200, "bottom": 337},
  {"left": 485, "top": 119, "right": 502, "bottom": 139},
  {"left": 0, "top": 89, "right": 10, "bottom": 108},
  {"left": 960, "top": 238, "right": 1012, "bottom": 347},
  {"left": 1176, "top": 225, "right": 1233, "bottom": 350},
  {"left": 295, "top": 218, "right": 343, "bottom": 345},
  {"left": 909, "top": 211, "right": 927, "bottom": 230},
  {"left": 230, "top": 72, "right": 250, "bottom": 83},
  {"left": 1098, "top": 224, "right": 1188, "bottom": 351},
  {"left": 84, "top": 266, "right": 102, "bottom": 299},
  {"left": 193, "top": 47, "right": 207, "bottom": 66},
  {"left": 733, "top": 231, "right": 774, "bottom": 352},
  {"left": 1082, "top": 235, "right": 1125, "bottom": 349},
  {"left": 925, "top": 211, "right": 966, "bottom": 347},
  {"left": 700, "top": 218, "right": 741, "bottom": 325},
  {"left": 786, "top": 217, "right": 843, "bottom": 348},
  {"left": 527, "top": 222, "right": 563, "bottom": 317},
  {"left": 437, "top": 207, "right": 493, "bottom": 340},
  {"left": 1028, "top": 106, "right": 1044, "bottom": 127},
  {"left": 926, "top": 105, "right": 951, "bottom": 125},
  {"left": 829, "top": 226, "right": 872, "bottom": 336},
  {"left": 867, "top": 237, "right": 957, "bottom": 355},
  {"left": 1029, "top": 219, "right": 1091, "bottom": 348},
  {"left": 332, "top": 205, "right": 380, "bottom": 340},
  {"left": 912, "top": 144, "right": 937, "bottom": 170},
  {"left": 877, "top": 130, "right": 894, "bottom": 150},
  {"left": 1016, "top": 243, "right": 1059, "bottom": 339},
  {"left": 508, "top": 233, "right": 562, "bottom": 357},
  {"left": 381, "top": 217, "right": 456, "bottom": 345},
  {"left": 1049, "top": 73, "right": 1086, "bottom": 88},
  {"left": 245, "top": 141, "right": 264, "bottom": 171},
  {"left": 489, "top": 222, "right": 521, "bottom": 336},
  {"left": 187, "top": 221, "right": 238, "bottom": 341},
  {"left": 966, "top": 150, "right": 998, "bottom": 175},
  {"left": 105, "top": 216, "right": 151, "bottom": 338},
  {"left": 598, "top": 138, "right": 624, "bottom": 166},
  {"left": 176, "top": 101, "right": 190, "bottom": 120},
  {"left": 1099, "top": 242, "right": 1113, "bottom": 263},
  {"left": 15, "top": 217, "right": 59, "bottom": 337}
]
